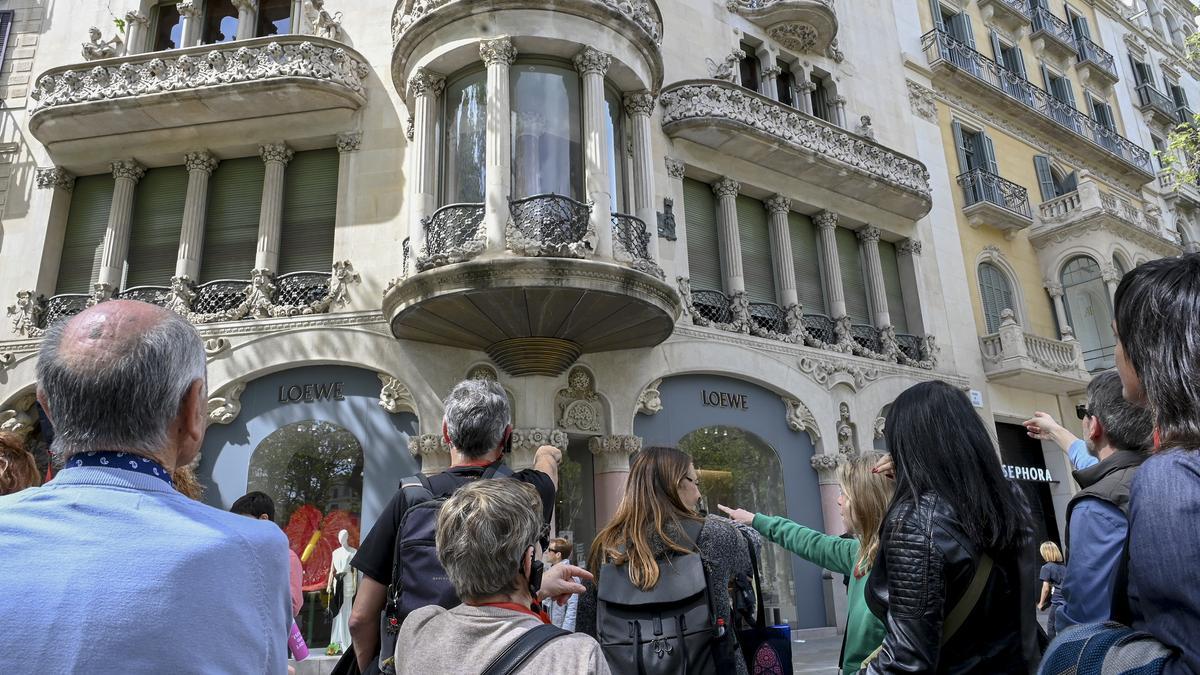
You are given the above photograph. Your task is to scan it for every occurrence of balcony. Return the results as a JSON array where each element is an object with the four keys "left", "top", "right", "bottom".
[
  {"left": 980, "top": 310, "right": 1090, "bottom": 393},
  {"left": 923, "top": 30, "right": 1154, "bottom": 183},
  {"left": 957, "top": 169, "right": 1034, "bottom": 235},
  {"left": 28, "top": 36, "right": 368, "bottom": 150},
  {"left": 659, "top": 80, "right": 932, "bottom": 220},
  {"left": 1030, "top": 7, "right": 1078, "bottom": 63},
  {"left": 1031, "top": 174, "right": 1182, "bottom": 256},
  {"left": 384, "top": 194, "right": 679, "bottom": 377},
  {"left": 1158, "top": 170, "right": 1200, "bottom": 208},
  {"left": 1177, "top": 105, "right": 1195, "bottom": 126},
  {"left": 977, "top": 0, "right": 1032, "bottom": 34},
  {"left": 726, "top": 1, "right": 838, "bottom": 56},
  {"left": 1074, "top": 37, "right": 1118, "bottom": 87},
  {"left": 1137, "top": 84, "right": 1179, "bottom": 128}
]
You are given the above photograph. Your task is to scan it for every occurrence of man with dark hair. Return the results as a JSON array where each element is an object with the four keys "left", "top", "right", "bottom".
[
  {"left": 543, "top": 537, "right": 579, "bottom": 631},
  {"left": 1025, "top": 370, "right": 1153, "bottom": 631},
  {"left": 232, "top": 491, "right": 304, "bottom": 618}
]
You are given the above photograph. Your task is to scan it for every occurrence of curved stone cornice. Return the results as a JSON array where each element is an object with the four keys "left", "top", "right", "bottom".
[{"left": 727, "top": 0, "right": 838, "bottom": 57}]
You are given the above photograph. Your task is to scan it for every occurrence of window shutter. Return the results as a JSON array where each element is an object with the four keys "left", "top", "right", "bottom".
[
  {"left": 683, "top": 178, "right": 723, "bottom": 293},
  {"left": 990, "top": 30, "right": 1003, "bottom": 61},
  {"left": 960, "top": 13, "right": 977, "bottom": 48},
  {"left": 929, "top": 0, "right": 946, "bottom": 31},
  {"left": 788, "top": 211, "right": 825, "bottom": 314},
  {"left": 125, "top": 166, "right": 188, "bottom": 288},
  {"left": 1014, "top": 47, "right": 1028, "bottom": 79},
  {"left": 879, "top": 240, "right": 909, "bottom": 333},
  {"left": 982, "top": 134, "right": 999, "bottom": 175},
  {"left": 836, "top": 227, "right": 871, "bottom": 323},
  {"left": 1041, "top": 63, "right": 1053, "bottom": 92},
  {"left": 277, "top": 148, "right": 339, "bottom": 275},
  {"left": 55, "top": 174, "right": 115, "bottom": 295},
  {"left": 977, "top": 262, "right": 1015, "bottom": 333},
  {"left": 1033, "top": 155, "right": 1056, "bottom": 202},
  {"left": 952, "top": 120, "right": 969, "bottom": 173},
  {"left": 199, "top": 156, "right": 265, "bottom": 282},
  {"left": 0, "top": 12, "right": 13, "bottom": 73},
  {"left": 1061, "top": 75, "right": 1077, "bottom": 107},
  {"left": 735, "top": 195, "right": 776, "bottom": 304},
  {"left": 1062, "top": 170, "right": 1078, "bottom": 193}
]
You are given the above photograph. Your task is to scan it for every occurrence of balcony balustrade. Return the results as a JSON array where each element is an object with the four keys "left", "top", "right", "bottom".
[
  {"left": 611, "top": 213, "right": 664, "bottom": 279},
  {"left": 1158, "top": 169, "right": 1200, "bottom": 208},
  {"left": 957, "top": 168, "right": 1034, "bottom": 234},
  {"left": 977, "top": 0, "right": 1032, "bottom": 34},
  {"left": 1177, "top": 105, "right": 1195, "bottom": 126},
  {"left": 1030, "top": 7, "right": 1078, "bottom": 62},
  {"left": 416, "top": 203, "right": 486, "bottom": 271},
  {"left": 1137, "top": 83, "right": 1179, "bottom": 127},
  {"left": 1032, "top": 174, "right": 1182, "bottom": 255},
  {"left": 980, "top": 310, "right": 1090, "bottom": 393}
]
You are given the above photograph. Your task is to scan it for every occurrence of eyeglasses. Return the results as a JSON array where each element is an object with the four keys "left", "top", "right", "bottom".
[{"left": 1075, "top": 404, "right": 1092, "bottom": 420}]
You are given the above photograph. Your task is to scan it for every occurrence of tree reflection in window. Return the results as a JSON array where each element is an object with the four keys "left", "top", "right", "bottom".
[{"left": 679, "top": 425, "right": 797, "bottom": 625}]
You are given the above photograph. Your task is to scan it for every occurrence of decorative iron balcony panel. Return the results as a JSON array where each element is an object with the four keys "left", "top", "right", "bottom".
[
  {"left": 508, "top": 194, "right": 594, "bottom": 258},
  {"left": 611, "top": 212, "right": 664, "bottom": 278},
  {"left": 957, "top": 169, "right": 1033, "bottom": 218},
  {"left": 749, "top": 302, "right": 788, "bottom": 335},
  {"left": 1177, "top": 106, "right": 1195, "bottom": 126},
  {"left": 896, "top": 333, "right": 922, "bottom": 362},
  {"left": 42, "top": 294, "right": 90, "bottom": 329},
  {"left": 691, "top": 289, "right": 734, "bottom": 325},
  {"left": 1030, "top": 7, "right": 1076, "bottom": 55},
  {"left": 193, "top": 280, "right": 250, "bottom": 315},
  {"left": 802, "top": 313, "right": 837, "bottom": 345},
  {"left": 850, "top": 323, "right": 882, "bottom": 354},
  {"left": 419, "top": 202, "right": 486, "bottom": 270},
  {"left": 274, "top": 272, "right": 332, "bottom": 308},
  {"left": 116, "top": 286, "right": 172, "bottom": 307},
  {"left": 1137, "top": 84, "right": 1177, "bottom": 125},
  {"left": 1075, "top": 36, "right": 1117, "bottom": 83}
]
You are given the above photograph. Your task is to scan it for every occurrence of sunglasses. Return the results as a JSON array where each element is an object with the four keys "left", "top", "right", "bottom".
[{"left": 1075, "top": 404, "right": 1091, "bottom": 420}]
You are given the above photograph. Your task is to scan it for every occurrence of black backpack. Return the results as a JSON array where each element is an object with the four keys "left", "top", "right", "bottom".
[
  {"left": 595, "top": 519, "right": 730, "bottom": 674},
  {"left": 378, "top": 462, "right": 512, "bottom": 673}
]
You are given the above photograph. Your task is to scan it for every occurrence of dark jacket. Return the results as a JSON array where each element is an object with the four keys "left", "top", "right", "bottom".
[
  {"left": 1065, "top": 449, "right": 1145, "bottom": 538},
  {"left": 864, "top": 493, "right": 1041, "bottom": 675}
]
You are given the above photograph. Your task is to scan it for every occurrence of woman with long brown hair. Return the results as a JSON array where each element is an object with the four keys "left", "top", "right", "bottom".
[
  {"left": 720, "top": 452, "right": 893, "bottom": 675},
  {"left": 576, "top": 446, "right": 757, "bottom": 674},
  {"left": 0, "top": 431, "right": 40, "bottom": 496}
]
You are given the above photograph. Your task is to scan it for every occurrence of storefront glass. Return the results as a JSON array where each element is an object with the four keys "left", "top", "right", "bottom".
[{"left": 554, "top": 438, "right": 596, "bottom": 569}]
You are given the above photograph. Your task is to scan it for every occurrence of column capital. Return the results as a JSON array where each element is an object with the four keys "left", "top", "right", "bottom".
[
  {"left": 110, "top": 159, "right": 145, "bottom": 182},
  {"left": 1101, "top": 264, "right": 1121, "bottom": 284},
  {"left": 259, "top": 142, "right": 294, "bottom": 165},
  {"left": 856, "top": 225, "right": 881, "bottom": 243},
  {"left": 623, "top": 89, "right": 656, "bottom": 117},
  {"left": 813, "top": 209, "right": 838, "bottom": 230},
  {"left": 799, "top": 80, "right": 818, "bottom": 92},
  {"left": 765, "top": 194, "right": 791, "bottom": 215},
  {"left": 810, "top": 453, "right": 844, "bottom": 485},
  {"left": 897, "top": 239, "right": 923, "bottom": 256},
  {"left": 35, "top": 167, "right": 75, "bottom": 191},
  {"left": 409, "top": 68, "right": 446, "bottom": 98},
  {"left": 124, "top": 10, "right": 149, "bottom": 26},
  {"left": 230, "top": 0, "right": 256, "bottom": 12},
  {"left": 337, "top": 131, "right": 363, "bottom": 153},
  {"left": 833, "top": 95, "right": 848, "bottom": 105},
  {"left": 1044, "top": 281, "right": 1065, "bottom": 297},
  {"left": 712, "top": 177, "right": 740, "bottom": 199},
  {"left": 588, "top": 434, "right": 643, "bottom": 473},
  {"left": 480, "top": 36, "right": 517, "bottom": 66},
  {"left": 761, "top": 65, "right": 782, "bottom": 79},
  {"left": 176, "top": 0, "right": 199, "bottom": 18},
  {"left": 665, "top": 157, "right": 685, "bottom": 180},
  {"left": 184, "top": 150, "right": 218, "bottom": 175},
  {"left": 573, "top": 46, "right": 612, "bottom": 76}
]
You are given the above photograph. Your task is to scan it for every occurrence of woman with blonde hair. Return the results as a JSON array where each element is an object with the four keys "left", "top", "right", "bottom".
[
  {"left": 0, "top": 431, "right": 40, "bottom": 496},
  {"left": 1037, "top": 541, "right": 1066, "bottom": 640},
  {"left": 720, "top": 452, "right": 892, "bottom": 675}
]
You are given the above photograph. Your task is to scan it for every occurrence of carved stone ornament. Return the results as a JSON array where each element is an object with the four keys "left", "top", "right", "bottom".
[
  {"left": 82, "top": 26, "right": 123, "bottom": 62},
  {"left": 468, "top": 364, "right": 499, "bottom": 381},
  {"left": 637, "top": 378, "right": 663, "bottom": 416},
  {"left": 337, "top": 131, "right": 362, "bottom": 153},
  {"left": 111, "top": 159, "right": 146, "bottom": 182},
  {"left": 184, "top": 150, "right": 219, "bottom": 175},
  {"left": 798, "top": 355, "right": 882, "bottom": 391},
  {"left": 305, "top": 0, "right": 343, "bottom": 41},
  {"left": 874, "top": 416, "right": 886, "bottom": 440},
  {"left": 906, "top": 80, "right": 937, "bottom": 123},
  {"left": 706, "top": 49, "right": 745, "bottom": 82},
  {"left": 676, "top": 276, "right": 695, "bottom": 323},
  {"left": 665, "top": 157, "right": 686, "bottom": 180},
  {"left": 0, "top": 393, "right": 38, "bottom": 437},
  {"left": 555, "top": 367, "right": 603, "bottom": 433},
  {"left": 712, "top": 176, "right": 740, "bottom": 200},
  {"left": 260, "top": 142, "right": 295, "bottom": 165},
  {"left": 588, "top": 434, "right": 643, "bottom": 473},
  {"left": 408, "top": 432, "right": 452, "bottom": 475},
  {"left": 856, "top": 115, "right": 875, "bottom": 141},
  {"left": 204, "top": 337, "right": 230, "bottom": 358},
  {"left": 836, "top": 401, "right": 856, "bottom": 455},
  {"left": 35, "top": 167, "right": 75, "bottom": 191},
  {"left": 898, "top": 240, "right": 923, "bottom": 256},
  {"left": 574, "top": 47, "right": 612, "bottom": 76},
  {"left": 657, "top": 197, "right": 677, "bottom": 241},
  {"left": 768, "top": 22, "right": 819, "bottom": 54},
  {"left": 479, "top": 37, "right": 517, "bottom": 67},
  {"left": 409, "top": 68, "right": 446, "bottom": 98},
  {"left": 509, "top": 428, "right": 570, "bottom": 470},
  {"left": 405, "top": 115, "right": 415, "bottom": 142},
  {"left": 809, "top": 453, "right": 842, "bottom": 484},
  {"left": 7, "top": 290, "right": 45, "bottom": 338},
  {"left": 623, "top": 90, "right": 656, "bottom": 117},
  {"left": 856, "top": 225, "right": 881, "bottom": 243},
  {"left": 394, "top": 1, "right": 662, "bottom": 48},
  {"left": 379, "top": 374, "right": 416, "bottom": 414},
  {"left": 0, "top": 352, "right": 14, "bottom": 371},
  {"left": 33, "top": 38, "right": 371, "bottom": 111},
  {"left": 207, "top": 382, "right": 246, "bottom": 425},
  {"left": 783, "top": 397, "right": 820, "bottom": 439}
]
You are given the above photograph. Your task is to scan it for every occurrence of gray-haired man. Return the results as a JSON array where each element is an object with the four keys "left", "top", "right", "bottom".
[
  {"left": 350, "top": 379, "right": 562, "bottom": 673},
  {"left": 0, "top": 300, "right": 291, "bottom": 673}
]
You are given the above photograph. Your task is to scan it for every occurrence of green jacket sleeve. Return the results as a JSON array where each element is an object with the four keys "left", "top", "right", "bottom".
[{"left": 752, "top": 513, "right": 858, "bottom": 577}]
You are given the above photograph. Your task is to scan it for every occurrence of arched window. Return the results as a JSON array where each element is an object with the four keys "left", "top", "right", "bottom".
[
  {"left": 1060, "top": 256, "right": 1116, "bottom": 370},
  {"left": 977, "top": 261, "right": 1016, "bottom": 333}
]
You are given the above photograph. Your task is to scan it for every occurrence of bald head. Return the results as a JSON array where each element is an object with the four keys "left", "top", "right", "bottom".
[{"left": 36, "top": 300, "right": 207, "bottom": 464}]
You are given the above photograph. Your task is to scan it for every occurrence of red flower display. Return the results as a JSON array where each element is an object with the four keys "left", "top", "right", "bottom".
[{"left": 284, "top": 505, "right": 360, "bottom": 591}]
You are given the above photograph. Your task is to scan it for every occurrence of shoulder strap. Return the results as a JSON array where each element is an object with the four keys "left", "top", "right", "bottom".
[
  {"left": 940, "top": 554, "right": 993, "bottom": 646},
  {"left": 479, "top": 623, "right": 569, "bottom": 675}
]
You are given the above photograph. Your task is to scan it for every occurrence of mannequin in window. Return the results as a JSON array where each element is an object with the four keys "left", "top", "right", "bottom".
[{"left": 326, "top": 529, "right": 358, "bottom": 652}]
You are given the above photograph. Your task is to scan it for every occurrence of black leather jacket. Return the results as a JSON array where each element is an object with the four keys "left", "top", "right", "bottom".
[{"left": 863, "top": 493, "right": 1041, "bottom": 674}]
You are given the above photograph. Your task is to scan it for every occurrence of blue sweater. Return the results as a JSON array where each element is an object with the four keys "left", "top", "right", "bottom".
[{"left": 0, "top": 466, "right": 291, "bottom": 673}]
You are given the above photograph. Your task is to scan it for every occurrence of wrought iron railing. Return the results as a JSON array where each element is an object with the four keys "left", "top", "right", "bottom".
[
  {"left": 1177, "top": 105, "right": 1195, "bottom": 126},
  {"left": 116, "top": 285, "right": 172, "bottom": 307},
  {"left": 749, "top": 302, "right": 787, "bottom": 334},
  {"left": 423, "top": 202, "right": 485, "bottom": 255},
  {"left": 922, "top": 30, "right": 1152, "bottom": 173},
  {"left": 802, "top": 313, "right": 837, "bottom": 345},
  {"left": 957, "top": 169, "right": 1033, "bottom": 219},
  {"left": 274, "top": 272, "right": 332, "bottom": 307},
  {"left": 193, "top": 279, "right": 250, "bottom": 315},
  {"left": 402, "top": 237, "right": 411, "bottom": 278},
  {"left": 984, "top": 0, "right": 1031, "bottom": 18},
  {"left": 508, "top": 194, "right": 593, "bottom": 255},
  {"left": 897, "top": 333, "right": 923, "bottom": 361},
  {"left": 1075, "top": 36, "right": 1116, "bottom": 80},
  {"left": 612, "top": 213, "right": 651, "bottom": 261},
  {"left": 1030, "top": 6, "right": 1075, "bottom": 49},
  {"left": 691, "top": 289, "right": 733, "bottom": 324},
  {"left": 851, "top": 324, "right": 882, "bottom": 353},
  {"left": 41, "top": 294, "right": 89, "bottom": 328},
  {"left": 1137, "top": 84, "right": 1176, "bottom": 120}
]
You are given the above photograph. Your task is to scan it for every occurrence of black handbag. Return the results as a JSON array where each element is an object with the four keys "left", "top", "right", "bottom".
[
  {"left": 737, "top": 544, "right": 792, "bottom": 675},
  {"left": 330, "top": 645, "right": 383, "bottom": 675}
]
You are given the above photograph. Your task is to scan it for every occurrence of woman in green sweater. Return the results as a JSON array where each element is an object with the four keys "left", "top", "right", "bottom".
[{"left": 719, "top": 452, "right": 893, "bottom": 675}]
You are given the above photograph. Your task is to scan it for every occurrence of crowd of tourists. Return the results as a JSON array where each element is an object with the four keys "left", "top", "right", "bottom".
[{"left": 0, "top": 252, "right": 1197, "bottom": 674}]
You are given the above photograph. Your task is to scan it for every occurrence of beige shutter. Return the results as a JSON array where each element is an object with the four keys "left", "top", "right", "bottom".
[
  {"left": 735, "top": 195, "right": 776, "bottom": 303},
  {"left": 787, "top": 211, "right": 825, "bottom": 314},
  {"left": 878, "top": 240, "right": 909, "bottom": 333},
  {"left": 199, "top": 156, "right": 265, "bottom": 282},
  {"left": 125, "top": 166, "right": 188, "bottom": 288},
  {"left": 55, "top": 174, "right": 115, "bottom": 295},
  {"left": 682, "top": 178, "right": 722, "bottom": 292},
  {"left": 277, "top": 149, "right": 339, "bottom": 275},
  {"left": 836, "top": 227, "right": 871, "bottom": 323}
]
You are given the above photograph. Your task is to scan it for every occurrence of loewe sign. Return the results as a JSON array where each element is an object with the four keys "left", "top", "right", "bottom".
[
  {"left": 279, "top": 382, "right": 346, "bottom": 403},
  {"left": 701, "top": 390, "right": 749, "bottom": 410}
]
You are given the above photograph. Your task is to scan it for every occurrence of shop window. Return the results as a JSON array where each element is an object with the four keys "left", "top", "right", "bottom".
[
  {"left": 1060, "top": 256, "right": 1115, "bottom": 370},
  {"left": 995, "top": 422, "right": 1060, "bottom": 546},
  {"left": 56, "top": 174, "right": 115, "bottom": 295},
  {"left": 554, "top": 439, "right": 596, "bottom": 569},
  {"left": 679, "top": 425, "right": 797, "bottom": 625},
  {"left": 248, "top": 419, "right": 364, "bottom": 650}
]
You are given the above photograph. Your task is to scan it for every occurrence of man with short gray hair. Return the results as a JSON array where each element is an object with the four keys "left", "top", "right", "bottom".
[
  {"left": 350, "top": 378, "right": 562, "bottom": 673},
  {"left": 0, "top": 300, "right": 291, "bottom": 672}
]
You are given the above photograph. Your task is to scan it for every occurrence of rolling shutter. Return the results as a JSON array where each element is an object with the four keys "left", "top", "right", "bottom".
[
  {"left": 978, "top": 262, "right": 1015, "bottom": 333},
  {"left": 55, "top": 174, "right": 114, "bottom": 295},
  {"left": 125, "top": 166, "right": 188, "bottom": 288},
  {"left": 788, "top": 211, "right": 825, "bottom": 314},
  {"left": 199, "top": 156, "right": 264, "bottom": 282},
  {"left": 278, "top": 148, "right": 339, "bottom": 275},
  {"left": 0, "top": 12, "right": 13, "bottom": 74},
  {"left": 1034, "top": 155, "right": 1057, "bottom": 202},
  {"left": 879, "top": 240, "right": 909, "bottom": 333},
  {"left": 682, "top": 178, "right": 722, "bottom": 293},
  {"left": 836, "top": 227, "right": 871, "bottom": 323},
  {"left": 735, "top": 195, "right": 776, "bottom": 303}
]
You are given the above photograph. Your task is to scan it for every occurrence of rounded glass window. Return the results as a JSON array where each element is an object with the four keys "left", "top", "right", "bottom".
[
  {"left": 604, "top": 86, "right": 627, "bottom": 213},
  {"left": 678, "top": 425, "right": 797, "bottom": 625},
  {"left": 1060, "top": 256, "right": 1115, "bottom": 370},
  {"left": 442, "top": 69, "right": 488, "bottom": 204},
  {"left": 511, "top": 63, "right": 583, "bottom": 200}
]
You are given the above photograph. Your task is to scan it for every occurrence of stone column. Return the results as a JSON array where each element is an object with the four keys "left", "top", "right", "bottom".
[
  {"left": 814, "top": 210, "right": 846, "bottom": 319},
  {"left": 811, "top": 453, "right": 845, "bottom": 534},
  {"left": 624, "top": 90, "right": 658, "bottom": 263},
  {"left": 833, "top": 95, "right": 848, "bottom": 128},
  {"left": 124, "top": 11, "right": 150, "bottom": 55},
  {"left": 590, "top": 435, "right": 642, "bottom": 527},
  {"left": 1102, "top": 265, "right": 1120, "bottom": 307},
  {"left": 575, "top": 47, "right": 614, "bottom": 258},
  {"left": 175, "top": 151, "right": 219, "bottom": 280},
  {"left": 335, "top": 132, "right": 361, "bottom": 260},
  {"left": 765, "top": 194, "right": 798, "bottom": 308},
  {"left": 35, "top": 168, "right": 77, "bottom": 298},
  {"left": 232, "top": 0, "right": 258, "bottom": 41},
  {"left": 856, "top": 226, "right": 891, "bottom": 329},
  {"left": 1045, "top": 282, "right": 1073, "bottom": 340},
  {"left": 409, "top": 69, "right": 446, "bottom": 258},
  {"left": 896, "top": 240, "right": 926, "bottom": 335},
  {"left": 481, "top": 37, "right": 516, "bottom": 253},
  {"left": 665, "top": 158, "right": 688, "bottom": 276},
  {"left": 712, "top": 178, "right": 744, "bottom": 294},
  {"left": 290, "top": 0, "right": 306, "bottom": 34},
  {"left": 255, "top": 142, "right": 294, "bottom": 272},
  {"left": 761, "top": 65, "right": 781, "bottom": 101},
  {"left": 177, "top": 1, "right": 199, "bottom": 48},
  {"left": 97, "top": 160, "right": 146, "bottom": 293},
  {"left": 798, "top": 80, "right": 816, "bottom": 116}
]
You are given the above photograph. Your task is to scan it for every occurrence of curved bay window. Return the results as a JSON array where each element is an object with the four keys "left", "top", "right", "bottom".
[
  {"left": 511, "top": 62, "right": 583, "bottom": 200},
  {"left": 441, "top": 69, "right": 488, "bottom": 204},
  {"left": 1060, "top": 256, "right": 1115, "bottom": 370},
  {"left": 605, "top": 86, "right": 628, "bottom": 212}
]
